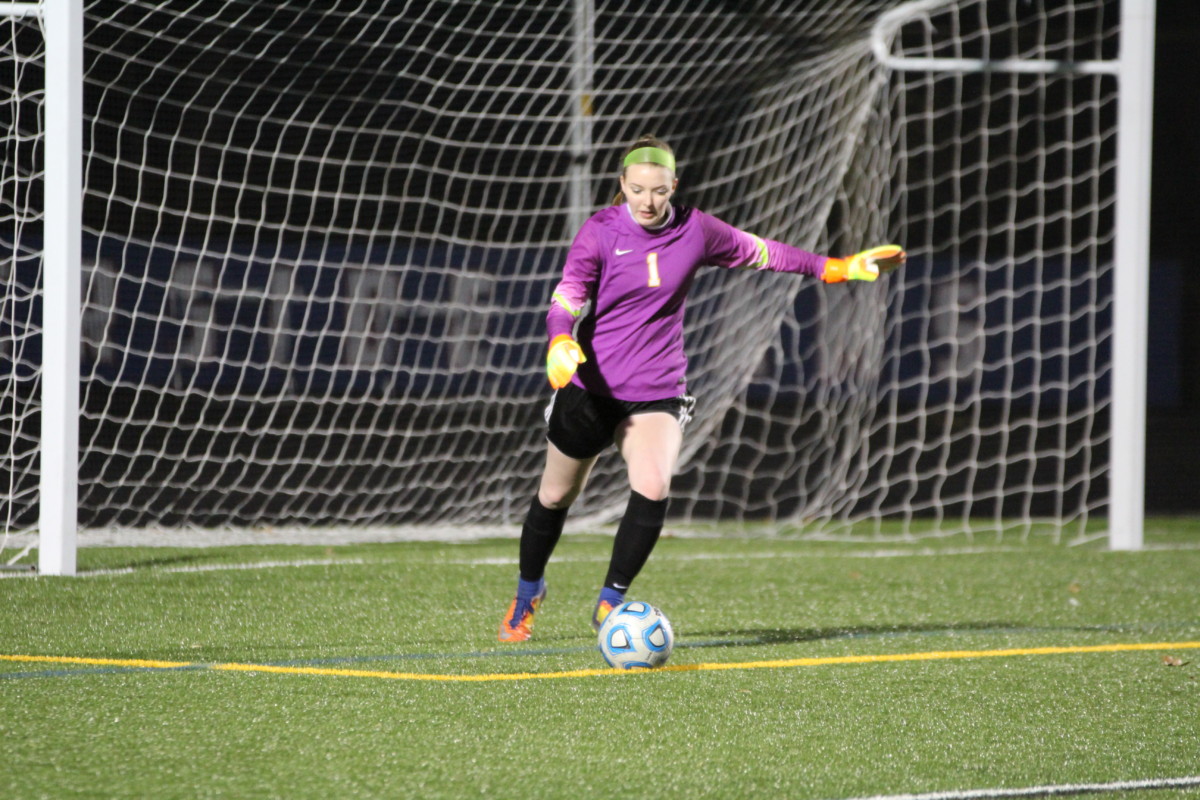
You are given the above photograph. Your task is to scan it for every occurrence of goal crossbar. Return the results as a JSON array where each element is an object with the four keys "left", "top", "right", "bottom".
[
  {"left": 871, "top": 0, "right": 1121, "bottom": 74},
  {"left": 0, "top": 3, "right": 39, "bottom": 20}
]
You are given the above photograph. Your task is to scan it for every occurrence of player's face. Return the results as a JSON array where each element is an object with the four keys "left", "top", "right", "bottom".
[{"left": 620, "top": 164, "right": 677, "bottom": 228}]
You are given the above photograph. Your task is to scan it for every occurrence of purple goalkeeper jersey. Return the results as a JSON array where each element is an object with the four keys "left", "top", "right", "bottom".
[{"left": 547, "top": 204, "right": 827, "bottom": 401}]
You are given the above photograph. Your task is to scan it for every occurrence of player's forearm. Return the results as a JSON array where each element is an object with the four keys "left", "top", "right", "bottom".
[
  {"left": 758, "top": 237, "right": 828, "bottom": 278},
  {"left": 755, "top": 237, "right": 906, "bottom": 283},
  {"left": 546, "top": 279, "right": 587, "bottom": 341},
  {"left": 545, "top": 281, "right": 589, "bottom": 388},
  {"left": 546, "top": 306, "right": 576, "bottom": 341}
]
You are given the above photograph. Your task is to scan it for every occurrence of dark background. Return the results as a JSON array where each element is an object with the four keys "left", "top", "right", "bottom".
[{"left": 1144, "top": 0, "right": 1200, "bottom": 511}]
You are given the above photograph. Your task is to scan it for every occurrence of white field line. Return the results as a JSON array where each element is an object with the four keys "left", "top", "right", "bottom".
[
  {"left": 832, "top": 774, "right": 1200, "bottom": 800},
  {"left": 5, "top": 539, "right": 1200, "bottom": 579},
  {"left": 0, "top": 557, "right": 366, "bottom": 579},
  {"left": 442, "top": 541, "right": 1200, "bottom": 567},
  {"left": 449, "top": 546, "right": 1030, "bottom": 567},
  {"left": 422, "top": 542, "right": 1200, "bottom": 573},
  {"left": 0, "top": 545, "right": 1029, "bottom": 578}
]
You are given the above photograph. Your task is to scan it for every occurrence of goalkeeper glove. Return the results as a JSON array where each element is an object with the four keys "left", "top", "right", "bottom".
[
  {"left": 546, "top": 334, "right": 586, "bottom": 389},
  {"left": 822, "top": 244, "right": 906, "bottom": 283}
]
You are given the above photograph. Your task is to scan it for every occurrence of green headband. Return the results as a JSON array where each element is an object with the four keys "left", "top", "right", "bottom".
[{"left": 623, "top": 146, "right": 676, "bottom": 172}]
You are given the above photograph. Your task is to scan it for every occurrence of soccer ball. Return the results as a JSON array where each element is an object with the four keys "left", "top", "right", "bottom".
[{"left": 597, "top": 600, "right": 674, "bottom": 669}]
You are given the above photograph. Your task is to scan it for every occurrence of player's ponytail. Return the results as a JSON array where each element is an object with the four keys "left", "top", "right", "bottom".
[{"left": 611, "top": 134, "right": 675, "bottom": 205}]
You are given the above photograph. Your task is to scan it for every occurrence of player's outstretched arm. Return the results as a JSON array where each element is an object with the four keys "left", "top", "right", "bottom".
[
  {"left": 821, "top": 245, "right": 906, "bottom": 283},
  {"left": 546, "top": 334, "right": 586, "bottom": 389}
]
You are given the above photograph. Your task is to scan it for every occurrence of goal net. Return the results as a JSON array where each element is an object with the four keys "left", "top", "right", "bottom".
[
  {"left": 0, "top": 9, "right": 45, "bottom": 554},
  {"left": 2, "top": 0, "right": 1120, "bottom": 545}
]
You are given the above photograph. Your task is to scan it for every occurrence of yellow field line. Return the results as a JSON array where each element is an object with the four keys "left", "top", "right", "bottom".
[
  {"left": 4, "top": 641, "right": 1199, "bottom": 683},
  {"left": 209, "top": 661, "right": 613, "bottom": 682},
  {"left": 0, "top": 653, "right": 192, "bottom": 669}
]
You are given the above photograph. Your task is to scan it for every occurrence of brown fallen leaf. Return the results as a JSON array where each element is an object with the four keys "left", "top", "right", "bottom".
[{"left": 1161, "top": 655, "right": 1189, "bottom": 667}]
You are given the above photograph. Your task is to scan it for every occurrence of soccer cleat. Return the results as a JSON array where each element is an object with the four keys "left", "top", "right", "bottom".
[
  {"left": 592, "top": 586, "right": 627, "bottom": 632},
  {"left": 591, "top": 598, "right": 617, "bottom": 632},
  {"left": 498, "top": 583, "right": 547, "bottom": 642}
]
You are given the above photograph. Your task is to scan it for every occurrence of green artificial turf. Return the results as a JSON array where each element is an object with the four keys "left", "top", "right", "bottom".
[{"left": 2, "top": 523, "right": 1199, "bottom": 799}]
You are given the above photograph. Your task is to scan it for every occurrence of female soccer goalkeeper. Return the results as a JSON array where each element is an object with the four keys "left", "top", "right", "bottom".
[{"left": 498, "top": 134, "right": 905, "bottom": 642}]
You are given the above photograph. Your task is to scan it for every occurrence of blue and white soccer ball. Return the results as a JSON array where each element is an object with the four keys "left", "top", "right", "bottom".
[{"left": 597, "top": 601, "right": 675, "bottom": 669}]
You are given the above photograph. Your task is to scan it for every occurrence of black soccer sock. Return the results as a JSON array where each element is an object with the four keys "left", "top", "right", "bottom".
[
  {"left": 603, "top": 490, "right": 669, "bottom": 592},
  {"left": 518, "top": 495, "right": 570, "bottom": 583}
]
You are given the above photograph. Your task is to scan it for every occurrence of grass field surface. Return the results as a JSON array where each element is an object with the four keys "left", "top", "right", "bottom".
[{"left": 3, "top": 521, "right": 1199, "bottom": 799}]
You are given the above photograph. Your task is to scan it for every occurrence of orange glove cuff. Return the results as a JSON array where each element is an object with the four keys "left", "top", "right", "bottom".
[{"left": 821, "top": 257, "right": 848, "bottom": 283}]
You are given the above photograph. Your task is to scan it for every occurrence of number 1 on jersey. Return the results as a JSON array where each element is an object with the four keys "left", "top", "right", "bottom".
[{"left": 646, "top": 252, "right": 660, "bottom": 288}]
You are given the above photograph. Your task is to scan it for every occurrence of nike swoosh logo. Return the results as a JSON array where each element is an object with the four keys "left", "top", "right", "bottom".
[{"left": 615, "top": 248, "right": 633, "bottom": 255}]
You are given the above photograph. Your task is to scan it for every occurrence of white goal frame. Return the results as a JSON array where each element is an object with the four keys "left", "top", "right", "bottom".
[
  {"left": 22, "top": 1, "right": 1154, "bottom": 574},
  {"left": 4, "top": 0, "right": 82, "bottom": 575},
  {"left": 870, "top": 0, "right": 1154, "bottom": 551}
]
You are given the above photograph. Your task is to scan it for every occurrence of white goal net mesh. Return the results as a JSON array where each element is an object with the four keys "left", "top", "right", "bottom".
[
  {"left": 0, "top": 12, "right": 45, "bottom": 548},
  {"left": 1, "top": 0, "right": 1119, "bottom": 542}
]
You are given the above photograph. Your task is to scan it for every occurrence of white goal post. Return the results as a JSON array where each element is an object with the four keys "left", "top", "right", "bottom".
[
  {"left": 1, "top": 1, "right": 1155, "bottom": 575},
  {"left": 40, "top": 0, "right": 82, "bottom": 575},
  {"left": 0, "top": 0, "right": 81, "bottom": 574}
]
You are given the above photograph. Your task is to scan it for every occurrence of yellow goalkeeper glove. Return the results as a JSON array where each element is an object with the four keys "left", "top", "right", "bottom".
[
  {"left": 822, "top": 244, "right": 906, "bottom": 283},
  {"left": 546, "top": 334, "right": 586, "bottom": 389}
]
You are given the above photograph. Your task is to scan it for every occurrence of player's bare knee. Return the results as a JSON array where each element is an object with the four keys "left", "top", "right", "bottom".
[
  {"left": 630, "top": 476, "right": 670, "bottom": 502},
  {"left": 537, "top": 486, "right": 578, "bottom": 509}
]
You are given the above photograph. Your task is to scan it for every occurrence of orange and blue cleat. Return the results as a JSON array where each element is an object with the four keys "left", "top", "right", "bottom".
[
  {"left": 592, "top": 586, "right": 627, "bottom": 632},
  {"left": 498, "top": 582, "right": 546, "bottom": 642},
  {"left": 591, "top": 598, "right": 617, "bottom": 632}
]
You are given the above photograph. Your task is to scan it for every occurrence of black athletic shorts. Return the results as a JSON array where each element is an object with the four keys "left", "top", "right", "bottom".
[{"left": 544, "top": 381, "right": 697, "bottom": 460}]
